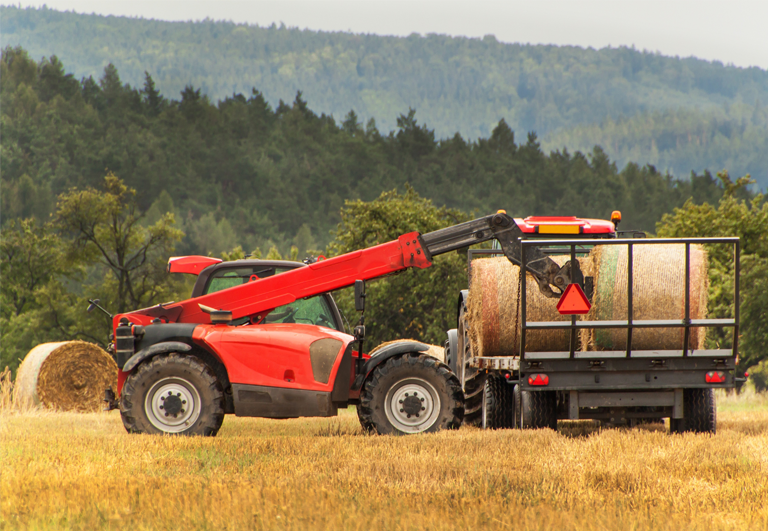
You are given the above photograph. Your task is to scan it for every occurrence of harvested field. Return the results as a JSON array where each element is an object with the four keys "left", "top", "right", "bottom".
[{"left": 1, "top": 391, "right": 767, "bottom": 530}]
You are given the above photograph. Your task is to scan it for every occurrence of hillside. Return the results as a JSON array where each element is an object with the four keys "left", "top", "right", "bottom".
[
  {"left": 2, "top": 5, "right": 767, "bottom": 187},
  {"left": 1, "top": 46, "right": 731, "bottom": 257}
]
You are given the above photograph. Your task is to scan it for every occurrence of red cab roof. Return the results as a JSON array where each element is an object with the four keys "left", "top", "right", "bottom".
[
  {"left": 168, "top": 256, "right": 223, "bottom": 275},
  {"left": 515, "top": 216, "right": 615, "bottom": 235}
]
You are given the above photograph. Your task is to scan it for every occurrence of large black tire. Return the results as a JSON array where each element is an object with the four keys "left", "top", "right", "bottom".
[
  {"left": 481, "top": 374, "right": 515, "bottom": 429},
  {"left": 670, "top": 388, "right": 716, "bottom": 434},
  {"left": 457, "top": 299, "right": 484, "bottom": 426},
  {"left": 516, "top": 387, "right": 557, "bottom": 430},
  {"left": 120, "top": 353, "right": 225, "bottom": 436},
  {"left": 444, "top": 329, "right": 459, "bottom": 376},
  {"left": 358, "top": 354, "right": 464, "bottom": 435}
]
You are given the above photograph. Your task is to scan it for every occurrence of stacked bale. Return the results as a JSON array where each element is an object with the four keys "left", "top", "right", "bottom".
[
  {"left": 13, "top": 341, "right": 118, "bottom": 412},
  {"left": 467, "top": 255, "right": 592, "bottom": 357},
  {"left": 586, "top": 244, "right": 708, "bottom": 351}
]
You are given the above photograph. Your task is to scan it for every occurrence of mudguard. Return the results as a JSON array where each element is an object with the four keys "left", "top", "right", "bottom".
[
  {"left": 123, "top": 341, "right": 192, "bottom": 372},
  {"left": 352, "top": 340, "right": 431, "bottom": 391}
]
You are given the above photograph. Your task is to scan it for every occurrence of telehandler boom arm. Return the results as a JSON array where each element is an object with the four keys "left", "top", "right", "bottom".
[{"left": 126, "top": 213, "right": 580, "bottom": 325}]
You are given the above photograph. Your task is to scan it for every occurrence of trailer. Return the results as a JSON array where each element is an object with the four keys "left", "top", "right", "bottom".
[{"left": 446, "top": 235, "right": 740, "bottom": 433}]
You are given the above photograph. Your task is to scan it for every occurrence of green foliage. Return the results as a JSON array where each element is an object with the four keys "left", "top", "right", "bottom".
[
  {"left": 2, "top": 6, "right": 767, "bottom": 188},
  {"left": 657, "top": 172, "right": 768, "bottom": 374},
  {"left": 1, "top": 45, "right": 734, "bottom": 261},
  {"left": 329, "top": 187, "right": 470, "bottom": 347},
  {"left": 749, "top": 360, "right": 768, "bottom": 393},
  {"left": 0, "top": 218, "right": 66, "bottom": 318},
  {"left": 542, "top": 106, "right": 768, "bottom": 191},
  {"left": 55, "top": 173, "right": 184, "bottom": 314},
  {"left": 0, "top": 219, "right": 67, "bottom": 373}
]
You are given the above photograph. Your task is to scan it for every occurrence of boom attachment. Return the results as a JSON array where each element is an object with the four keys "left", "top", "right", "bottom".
[{"left": 420, "top": 212, "right": 581, "bottom": 298}]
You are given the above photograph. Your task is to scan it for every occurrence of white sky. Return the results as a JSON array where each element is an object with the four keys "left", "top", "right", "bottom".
[{"left": 8, "top": 0, "right": 768, "bottom": 70}]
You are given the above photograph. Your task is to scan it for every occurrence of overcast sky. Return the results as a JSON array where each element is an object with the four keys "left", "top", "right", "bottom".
[{"left": 10, "top": 0, "right": 768, "bottom": 69}]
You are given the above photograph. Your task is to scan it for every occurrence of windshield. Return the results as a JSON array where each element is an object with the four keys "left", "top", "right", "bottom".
[
  {"left": 264, "top": 296, "right": 339, "bottom": 330},
  {"left": 204, "top": 266, "right": 294, "bottom": 295}
]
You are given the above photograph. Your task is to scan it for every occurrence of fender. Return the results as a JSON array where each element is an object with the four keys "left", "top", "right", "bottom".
[
  {"left": 123, "top": 341, "right": 192, "bottom": 372},
  {"left": 352, "top": 340, "right": 431, "bottom": 391}
]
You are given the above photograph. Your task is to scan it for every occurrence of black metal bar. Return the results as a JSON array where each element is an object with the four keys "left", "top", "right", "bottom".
[
  {"left": 525, "top": 318, "right": 736, "bottom": 330},
  {"left": 521, "top": 237, "right": 739, "bottom": 247},
  {"left": 520, "top": 241, "right": 527, "bottom": 361},
  {"left": 570, "top": 243, "right": 577, "bottom": 359},
  {"left": 626, "top": 242, "right": 633, "bottom": 357},
  {"left": 683, "top": 242, "right": 691, "bottom": 356}
]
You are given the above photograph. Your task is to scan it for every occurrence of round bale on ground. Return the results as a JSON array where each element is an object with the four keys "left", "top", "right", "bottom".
[{"left": 13, "top": 341, "right": 117, "bottom": 412}]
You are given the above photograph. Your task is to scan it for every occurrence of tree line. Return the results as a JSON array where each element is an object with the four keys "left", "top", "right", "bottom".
[
  {"left": 1, "top": 46, "right": 734, "bottom": 257},
  {"left": 3, "top": 5, "right": 767, "bottom": 187}
]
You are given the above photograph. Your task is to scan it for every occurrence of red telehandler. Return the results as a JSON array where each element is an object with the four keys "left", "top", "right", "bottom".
[{"left": 96, "top": 211, "right": 612, "bottom": 436}]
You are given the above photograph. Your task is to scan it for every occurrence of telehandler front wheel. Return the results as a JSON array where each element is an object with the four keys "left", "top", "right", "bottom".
[
  {"left": 357, "top": 354, "right": 464, "bottom": 435},
  {"left": 120, "top": 353, "right": 225, "bottom": 436}
]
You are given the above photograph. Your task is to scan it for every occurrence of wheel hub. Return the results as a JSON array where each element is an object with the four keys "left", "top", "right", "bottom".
[
  {"left": 145, "top": 377, "right": 202, "bottom": 433},
  {"left": 384, "top": 378, "right": 441, "bottom": 433},
  {"left": 162, "top": 393, "right": 183, "bottom": 416},
  {"left": 402, "top": 394, "right": 423, "bottom": 416}
]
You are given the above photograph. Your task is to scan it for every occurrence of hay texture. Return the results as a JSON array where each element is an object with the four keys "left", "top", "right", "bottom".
[
  {"left": 587, "top": 244, "right": 708, "bottom": 351},
  {"left": 369, "top": 340, "right": 445, "bottom": 363},
  {"left": 467, "top": 255, "right": 592, "bottom": 357},
  {"left": 13, "top": 341, "right": 117, "bottom": 412}
]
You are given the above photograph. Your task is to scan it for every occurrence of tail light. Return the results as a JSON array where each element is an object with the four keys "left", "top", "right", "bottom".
[
  {"left": 528, "top": 374, "right": 549, "bottom": 386},
  {"left": 705, "top": 371, "right": 726, "bottom": 383}
]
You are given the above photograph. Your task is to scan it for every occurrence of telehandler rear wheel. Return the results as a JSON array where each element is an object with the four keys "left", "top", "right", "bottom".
[
  {"left": 357, "top": 354, "right": 464, "bottom": 435},
  {"left": 120, "top": 353, "right": 225, "bottom": 436}
]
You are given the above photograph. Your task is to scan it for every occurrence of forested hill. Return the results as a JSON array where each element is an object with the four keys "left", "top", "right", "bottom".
[
  {"left": 2, "top": 46, "right": 735, "bottom": 259},
  {"left": 2, "top": 6, "right": 767, "bottom": 188}
]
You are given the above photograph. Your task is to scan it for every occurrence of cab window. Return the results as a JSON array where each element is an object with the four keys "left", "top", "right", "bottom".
[
  {"left": 264, "top": 296, "right": 339, "bottom": 330},
  {"left": 204, "top": 266, "right": 293, "bottom": 295}
]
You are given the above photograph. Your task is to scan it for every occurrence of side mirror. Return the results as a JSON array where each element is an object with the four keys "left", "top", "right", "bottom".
[
  {"left": 354, "top": 280, "right": 365, "bottom": 312},
  {"left": 87, "top": 299, "right": 100, "bottom": 313}
]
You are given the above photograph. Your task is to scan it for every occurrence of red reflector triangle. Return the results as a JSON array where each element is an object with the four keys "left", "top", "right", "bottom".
[{"left": 556, "top": 283, "right": 591, "bottom": 315}]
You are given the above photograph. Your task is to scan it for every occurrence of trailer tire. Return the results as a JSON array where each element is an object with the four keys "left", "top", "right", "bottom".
[
  {"left": 357, "top": 354, "right": 464, "bottom": 435},
  {"left": 518, "top": 388, "right": 557, "bottom": 430},
  {"left": 481, "top": 375, "right": 515, "bottom": 429},
  {"left": 670, "top": 388, "right": 716, "bottom": 434},
  {"left": 120, "top": 353, "right": 225, "bottom": 436}
]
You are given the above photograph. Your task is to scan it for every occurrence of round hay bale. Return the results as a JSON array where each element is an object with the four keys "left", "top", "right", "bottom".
[
  {"left": 13, "top": 341, "right": 117, "bottom": 412},
  {"left": 369, "top": 340, "right": 445, "bottom": 363},
  {"left": 586, "top": 244, "right": 708, "bottom": 351},
  {"left": 467, "top": 255, "right": 593, "bottom": 357}
]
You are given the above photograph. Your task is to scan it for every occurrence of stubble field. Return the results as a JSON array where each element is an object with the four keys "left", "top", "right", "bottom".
[{"left": 1, "top": 392, "right": 767, "bottom": 531}]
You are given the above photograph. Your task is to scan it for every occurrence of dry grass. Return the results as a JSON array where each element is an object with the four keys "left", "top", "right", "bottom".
[{"left": 1, "top": 388, "right": 767, "bottom": 530}]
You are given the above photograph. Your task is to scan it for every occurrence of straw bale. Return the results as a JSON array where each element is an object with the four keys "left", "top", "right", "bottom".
[
  {"left": 467, "top": 255, "right": 592, "bottom": 357},
  {"left": 13, "top": 341, "right": 118, "bottom": 412},
  {"left": 369, "top": 340, "right": 445, "bottom": 363},
  {"left": 586, "top": 244, "right": 708, "bottom": 351}
]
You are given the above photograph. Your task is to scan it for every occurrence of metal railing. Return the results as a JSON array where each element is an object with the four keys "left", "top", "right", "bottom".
[{"left": 517, "top": 237, "right": 739, "bottom": 360}]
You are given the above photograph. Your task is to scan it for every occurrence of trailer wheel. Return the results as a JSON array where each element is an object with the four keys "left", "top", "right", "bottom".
[
  {"left": 481, "top": 374, "right": 515, "bottom": 429},
  {"left": 516, "top": 386, "right": 557, "bottom": 430},
  {"left": 120, "top": 353, "right": 225, "bottom": 436},
  {"left": 444, "top": 329, "right": 459, "bottom": 376},
  {"left": 670, "top": 388, "right": 716, "bottom": 434},
  {"left": 357, "top": 354, "right": 464, "bottom": 435},
  {"left": 457, "top": 300, "right": 483, "bottom": 426}
]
